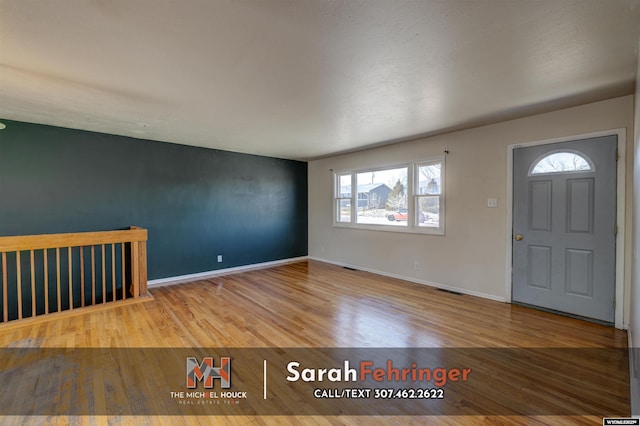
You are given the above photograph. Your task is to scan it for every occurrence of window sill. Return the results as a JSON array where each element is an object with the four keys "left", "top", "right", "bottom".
[{"left": 332, "top": 222, "right": 445, "bottom": 235}]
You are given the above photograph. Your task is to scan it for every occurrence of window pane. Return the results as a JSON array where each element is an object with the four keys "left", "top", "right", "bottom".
[
  {"left": 338, "top": 174, "right": 352, "bottom": 197},
  {"left": 337, "top": 199, "right": 351, "bottom": 222},
  {"left": 417, "top": 196, "right": 440, "bottom": 228},
  {"left": 355, "top": 167, "right": 407, "bottom": 226},
  {"left": 417, "top": 164, "right": 441, "bottom": 194},
  {"left": 530, "top": 151, "right": 593, "bottom": 175}
]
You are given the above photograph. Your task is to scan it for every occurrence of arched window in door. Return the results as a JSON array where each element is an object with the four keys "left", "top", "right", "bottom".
[{"left": 528, "top": 150, "right": 594, "bottom": 176}]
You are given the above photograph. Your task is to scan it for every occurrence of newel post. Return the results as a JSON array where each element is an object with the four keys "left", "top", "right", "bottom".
[{"left": 129, "top": 227, "right": 148, "bottom": 297}]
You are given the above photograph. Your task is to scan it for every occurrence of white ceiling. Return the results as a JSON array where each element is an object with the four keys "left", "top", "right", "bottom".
[{"left": 1, "top": 1, "right": 638, "bottom": 160}]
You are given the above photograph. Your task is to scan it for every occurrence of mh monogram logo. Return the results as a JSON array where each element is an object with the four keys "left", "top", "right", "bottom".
[{"left": 186, "top": 356, "right": 231, "bottom": 388}]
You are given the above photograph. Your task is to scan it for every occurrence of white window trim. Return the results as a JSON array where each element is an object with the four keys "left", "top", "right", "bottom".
[{"left": 333, "top": 156, "right": 445, "bottom": 235}]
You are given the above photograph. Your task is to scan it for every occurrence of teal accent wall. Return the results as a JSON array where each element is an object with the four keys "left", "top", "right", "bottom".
[{"left": 0, "top": 119, "right": 308, "bottom": 280}]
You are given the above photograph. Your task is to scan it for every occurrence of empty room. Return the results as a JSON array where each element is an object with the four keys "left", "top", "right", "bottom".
[{"left": 1, "top": 0, "right": 639, "bottom": 424}]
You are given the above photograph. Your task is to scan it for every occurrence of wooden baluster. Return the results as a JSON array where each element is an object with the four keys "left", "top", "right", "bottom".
[
  {"left": 44, "top": 249, "right": 49, "bottom": 315},
  {"left": 91, "top": 246, "right": 96, "bottom": 306},
  {"left": 56, "top": 248, "right": 61, "bottom": 313},
  {"left": 68, "top": 247, "right": 73, "bottom": 311},
  {"left": 80, "top": 247, "right": 85, "bottom": 308},
  {"left": 111, "top": 244, "right": 116, "bottom": 302},
  {"left": 121, "top": 243, "right": 126, "bottom": 300},
  {"left": 138, "top": 240, "right": 147, "bottom": 297},
  {"left": 30, "top": 250, "right": 35, "bottom": 317},
  {"left": 16, "top": 251, "right": 22, "bottom": 320},
  {"left": 2, "top": 252, "right": 7, "bottom": 322},
  {"left": 102, "top": 244, "right": 106, "bottom": 304},
  {"left": 131, "top": 241, "right": 139, "bottom": 298}
]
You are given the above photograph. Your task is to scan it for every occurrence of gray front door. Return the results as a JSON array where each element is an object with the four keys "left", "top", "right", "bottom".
[{"left": 512, "top": 136, "right": 617, "bottom": 323}]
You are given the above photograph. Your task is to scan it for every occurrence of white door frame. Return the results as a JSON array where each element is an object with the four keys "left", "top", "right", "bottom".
[{"left": 505, "top": 128, "right": 626, "bottom": 329}]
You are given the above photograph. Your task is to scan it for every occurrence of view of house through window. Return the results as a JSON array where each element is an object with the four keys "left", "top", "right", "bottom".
[
  {"left": 416, "top": 161, "right": 442, "bottom": 229},
  {"left": 335, "top": 157, "right": 445, "bottom": 234},
  {"left": 336, "top": 173, "right": 352, "bottom": 223},
  {"left": 355, "top": 167, "right": 408, "bottom": 226}
]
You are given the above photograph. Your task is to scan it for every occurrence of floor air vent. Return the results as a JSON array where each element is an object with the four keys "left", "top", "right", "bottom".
[{"left": 438, "top": 288, "right": 463, "bottom": 296}]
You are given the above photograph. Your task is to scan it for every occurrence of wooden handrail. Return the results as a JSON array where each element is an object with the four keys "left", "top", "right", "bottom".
[
  {"left": 0, "top": 227, "right": 148, "bottom": 325},
  {"left": 0, "top": 228, "right": 147, "bottom": 252}
]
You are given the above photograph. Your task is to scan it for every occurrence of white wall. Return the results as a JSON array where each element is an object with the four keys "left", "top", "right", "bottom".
[
  {"left": 309, "top": 95, "right": 634, "bottom": 323},
  {"left": 630, "top": 43, "right": 640, "bottom": 414}
]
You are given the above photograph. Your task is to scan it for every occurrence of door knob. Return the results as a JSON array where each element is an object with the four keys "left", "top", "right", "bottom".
[{"left": 515, "top": 234, "right": 523, "bottom": 241}]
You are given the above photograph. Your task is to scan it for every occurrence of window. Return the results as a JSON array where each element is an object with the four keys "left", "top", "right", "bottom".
[
  {"left": 335, "top": 173, "right": 352, "bottom": 223},
  {"left": 529, "top": 150, "right": 594, "bottom": 175},
  {"left": 356, "top": 167, "right": 408, "bottom": 226},
  {"left": 334, "top": 157, "right": 445, "bottom": 234},
  {"left": 415, "top": 160, "right": 444, "bottom": 232}
]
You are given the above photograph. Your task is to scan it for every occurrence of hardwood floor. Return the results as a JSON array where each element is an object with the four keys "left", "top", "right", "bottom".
[{"left": 0, "top": 260, "right": 629, "bottom": 425}]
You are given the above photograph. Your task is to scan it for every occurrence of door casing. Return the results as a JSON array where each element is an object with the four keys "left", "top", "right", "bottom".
[{"left": 506, "top": 128, "right": 626, "bottom": 329}]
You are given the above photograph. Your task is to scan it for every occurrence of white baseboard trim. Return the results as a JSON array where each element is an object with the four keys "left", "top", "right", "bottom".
[
  {"left": 309, "top": 256, "right": 506, "bottom": 303},
  {"left": 148, "top": 256, "right": 309, "bottom": 288}
]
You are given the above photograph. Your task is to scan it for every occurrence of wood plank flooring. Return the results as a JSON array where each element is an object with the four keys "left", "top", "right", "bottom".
[{"left": 0, "top": 260, "right": 629, "bottom": 425}]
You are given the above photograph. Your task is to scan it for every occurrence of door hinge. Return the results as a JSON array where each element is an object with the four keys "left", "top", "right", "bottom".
[{"left": 615, "top": 224, "right": 618, "bottom": 236}]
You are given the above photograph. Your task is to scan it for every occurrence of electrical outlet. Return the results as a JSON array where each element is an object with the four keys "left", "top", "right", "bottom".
[
  {"left": 217, "top": 255, "right": 223, "bottom": 263},
  {"left": 487, "top": 198, "right": 498, "bottom": 208},
  {"left": 414, "top": 261, "right": 420, "bottom": 270}
]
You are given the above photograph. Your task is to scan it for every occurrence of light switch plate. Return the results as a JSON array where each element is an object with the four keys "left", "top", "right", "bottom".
[{"left": 487, "top": 198, "right": 498, "bottom": 208}]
